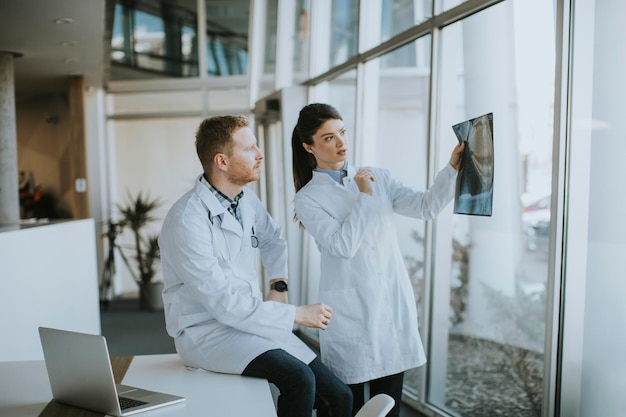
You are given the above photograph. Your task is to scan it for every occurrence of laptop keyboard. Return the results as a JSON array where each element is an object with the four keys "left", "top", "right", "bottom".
[{"left": 119, "top": 396, "right": 148, "bottom": 410}]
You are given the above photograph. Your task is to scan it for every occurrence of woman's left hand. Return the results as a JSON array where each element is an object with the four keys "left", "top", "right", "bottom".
[{"left": 449, "top": 142, "right": 466, "bottom": 172}]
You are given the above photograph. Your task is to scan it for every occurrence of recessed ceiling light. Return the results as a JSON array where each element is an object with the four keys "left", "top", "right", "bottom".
[
  {"left": 65, "top": 58, "right": 80, "bottom": 64},
  {"left": 61, "top": 41, "right": 77, "bottom": 47},
  {"left": 55, "top": 18, "right": 74, "bottom": 24}
]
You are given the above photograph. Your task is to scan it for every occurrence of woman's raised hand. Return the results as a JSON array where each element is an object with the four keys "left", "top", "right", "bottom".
[
  {"left": 354, "top": 168, "right": 375, "bottom": 195},
  {"left": 449, "top": 142, "right": 466, "bottom": 171}
]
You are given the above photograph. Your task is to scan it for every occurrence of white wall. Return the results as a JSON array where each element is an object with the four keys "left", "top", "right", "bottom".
[
  {"left": 109, "top": 117, "right": 203, "bottom": 295},
  {"left": 0, "top": 219, "right": 101, "bottom": 361}
]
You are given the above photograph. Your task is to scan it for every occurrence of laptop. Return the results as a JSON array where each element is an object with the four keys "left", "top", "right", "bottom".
[{"left": 38, "top": 326, "right": 185, "bottom": 416}]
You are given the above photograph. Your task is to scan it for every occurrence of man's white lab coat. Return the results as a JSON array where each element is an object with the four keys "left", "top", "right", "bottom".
[{"left": 159, "top": 175, "right": 315, "bottom": 374}]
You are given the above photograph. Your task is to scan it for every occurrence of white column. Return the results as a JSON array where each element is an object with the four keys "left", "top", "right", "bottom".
[
  {"left": 274, "top": 0, "right": 295, "bottom": 90},
  {"left": 562, "top": 1, "right": 626, "bottom": 416},
  {"left": 0, "top": 52, "right": 20, "bottom": 226}
]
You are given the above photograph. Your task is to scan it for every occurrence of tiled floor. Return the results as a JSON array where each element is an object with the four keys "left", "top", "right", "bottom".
[{"left": 100, "top": 297, "right": 175, "bottom": 356}]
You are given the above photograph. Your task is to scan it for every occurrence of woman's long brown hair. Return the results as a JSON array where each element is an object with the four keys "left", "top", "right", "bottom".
[{"left": 291, "top": 103, "right": 343, "bottom": 192}]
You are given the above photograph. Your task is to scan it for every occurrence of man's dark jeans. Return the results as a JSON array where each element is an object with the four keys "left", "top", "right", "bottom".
[{"left": 242, "top": 349, "right": 353, "bottom": 417}]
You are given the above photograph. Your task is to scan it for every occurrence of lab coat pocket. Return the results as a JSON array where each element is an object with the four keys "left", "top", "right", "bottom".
[
  {"left": 320, "top": 287, "right": 370, "bottom": 381},
  {"left": 321, "top": 287, "right": 366, "bottom": 339}
]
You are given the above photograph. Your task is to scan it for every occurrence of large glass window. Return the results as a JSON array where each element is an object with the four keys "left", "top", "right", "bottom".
[
  {"left": 330, "top": 0, "right": 360, "bottom": 67},
  {"left": 365, "top": 37, "right": 432, "bottom": 401},
  {"left": 205, "top": 0, "right": 249, "bottom": 76},
  {"left": 430, "top": 1, "right": 554, "bottom": 416},
  {"left": 435, "top": 0, "right": 464, "bottom": 14},
  {"left": 110, "top": 0, "right": 250, "bottom": 80},
  {"left": 255, "top": 0, "right": 311, "bottom": 97},
  {"left": 382, "top": 0, "right": 431, "bottom": 41},
  {"left": 293, "top": 0, "right": 312, "bottom": 83},
  {"left": 262, "top": 0, "right": 278, "bottom": 76},
  {"left": 111, "top": 0, "right": 199, "bottom": 79}
]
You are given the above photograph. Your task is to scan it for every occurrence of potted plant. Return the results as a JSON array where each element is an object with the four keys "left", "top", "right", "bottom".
[{"left": 116, "top": 192, "right": 163, "bottom": 310}]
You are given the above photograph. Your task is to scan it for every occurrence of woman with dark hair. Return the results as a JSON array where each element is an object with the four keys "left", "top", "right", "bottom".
[{"left": 291, "top": 103, "right": 465, "bottom": 417}]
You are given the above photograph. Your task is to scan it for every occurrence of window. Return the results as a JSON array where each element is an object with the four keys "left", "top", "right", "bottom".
[
  {"left": 293, "top": 0, "right": 312, "bottom": 83},
  {"left": 382, "top": 0, "right": 431, "bottom": 41},
  {"left": 366, "top": 37, "right": 433, "bottom": 400},
  {"left": 110, "top": 0, "right": 250, "bottom": 80},
  {"left": 205, "top": 0, "right": 249, "bottom": 76},
  {"left": 429, "top": 2, "right": 554, "bottom": 415},
  {"left": 435, "top": 0, "right": 463, "bottom": 14},
  {"left": 330, "top": 0, "right": 360, "bottom": 67},
  {"left": 110, "top": 0, "right": 199, "bottom": 79}
]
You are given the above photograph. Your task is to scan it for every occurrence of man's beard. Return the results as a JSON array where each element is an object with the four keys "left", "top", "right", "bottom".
[{"left": 228, "top": 168, "right": 260, "bottom": 186}]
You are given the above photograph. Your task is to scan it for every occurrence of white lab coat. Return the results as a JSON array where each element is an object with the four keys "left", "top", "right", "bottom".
[
  {"left": 159, "top": 175, "right": 315, "bottom": 374},
  {"left": 293, "top": 164, "right": 457, "bottom": 384}
]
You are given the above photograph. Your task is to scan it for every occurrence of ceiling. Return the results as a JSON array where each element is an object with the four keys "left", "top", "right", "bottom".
[{"left": 0, "top": 0, "right": 111, "bottom": 101}]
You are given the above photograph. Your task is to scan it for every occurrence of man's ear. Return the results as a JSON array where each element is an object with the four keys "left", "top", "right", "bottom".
[{"left": 214, "top": 153, "right": 228, "bottom": 172}]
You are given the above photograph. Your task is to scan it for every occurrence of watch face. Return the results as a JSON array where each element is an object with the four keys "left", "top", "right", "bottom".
[{"left": 272, "top": 281, "right": 288, "bottom": 292}]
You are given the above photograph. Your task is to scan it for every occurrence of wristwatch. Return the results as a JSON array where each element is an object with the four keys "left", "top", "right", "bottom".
[{"left": 270, "top": 280, "right": 288, "bottom": 292}]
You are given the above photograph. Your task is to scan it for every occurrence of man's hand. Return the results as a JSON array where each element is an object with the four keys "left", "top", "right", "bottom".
[{"left": 295, "top": 303, "right": 333, "bottom": 330}]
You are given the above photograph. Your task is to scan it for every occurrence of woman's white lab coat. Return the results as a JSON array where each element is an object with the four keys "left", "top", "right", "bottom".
[
  {"left": 293, "top": 164, "right": 457, "bottom": 384},
  {"left": 159, "top": 175, "right": 315, "bottom": 374}
]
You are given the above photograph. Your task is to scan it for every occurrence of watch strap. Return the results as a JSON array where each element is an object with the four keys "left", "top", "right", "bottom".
[{"left": 270, "top": 280, "right": 288, "bottom": 292}]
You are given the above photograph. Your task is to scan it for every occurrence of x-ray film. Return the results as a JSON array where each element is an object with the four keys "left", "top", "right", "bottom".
[{"left": 452, "top": 112, "right": 494, "bottom": 216}]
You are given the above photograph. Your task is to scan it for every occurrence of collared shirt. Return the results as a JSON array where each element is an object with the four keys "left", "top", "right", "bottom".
[
  {"left": 202, "top": 176, "right": 244, "bottom": 225},
  {"left": 314, "top": 161, "right": 349, "bottom": 184}
]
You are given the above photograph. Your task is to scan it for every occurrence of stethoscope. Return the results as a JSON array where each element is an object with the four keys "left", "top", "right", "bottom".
[{"left": 251, "top": 226, "right": 259, "bottom": 248}]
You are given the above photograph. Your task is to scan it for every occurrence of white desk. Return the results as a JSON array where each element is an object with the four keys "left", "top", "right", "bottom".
[{"left": 0, "top": 354, "right": 277, "bottom": 417}]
